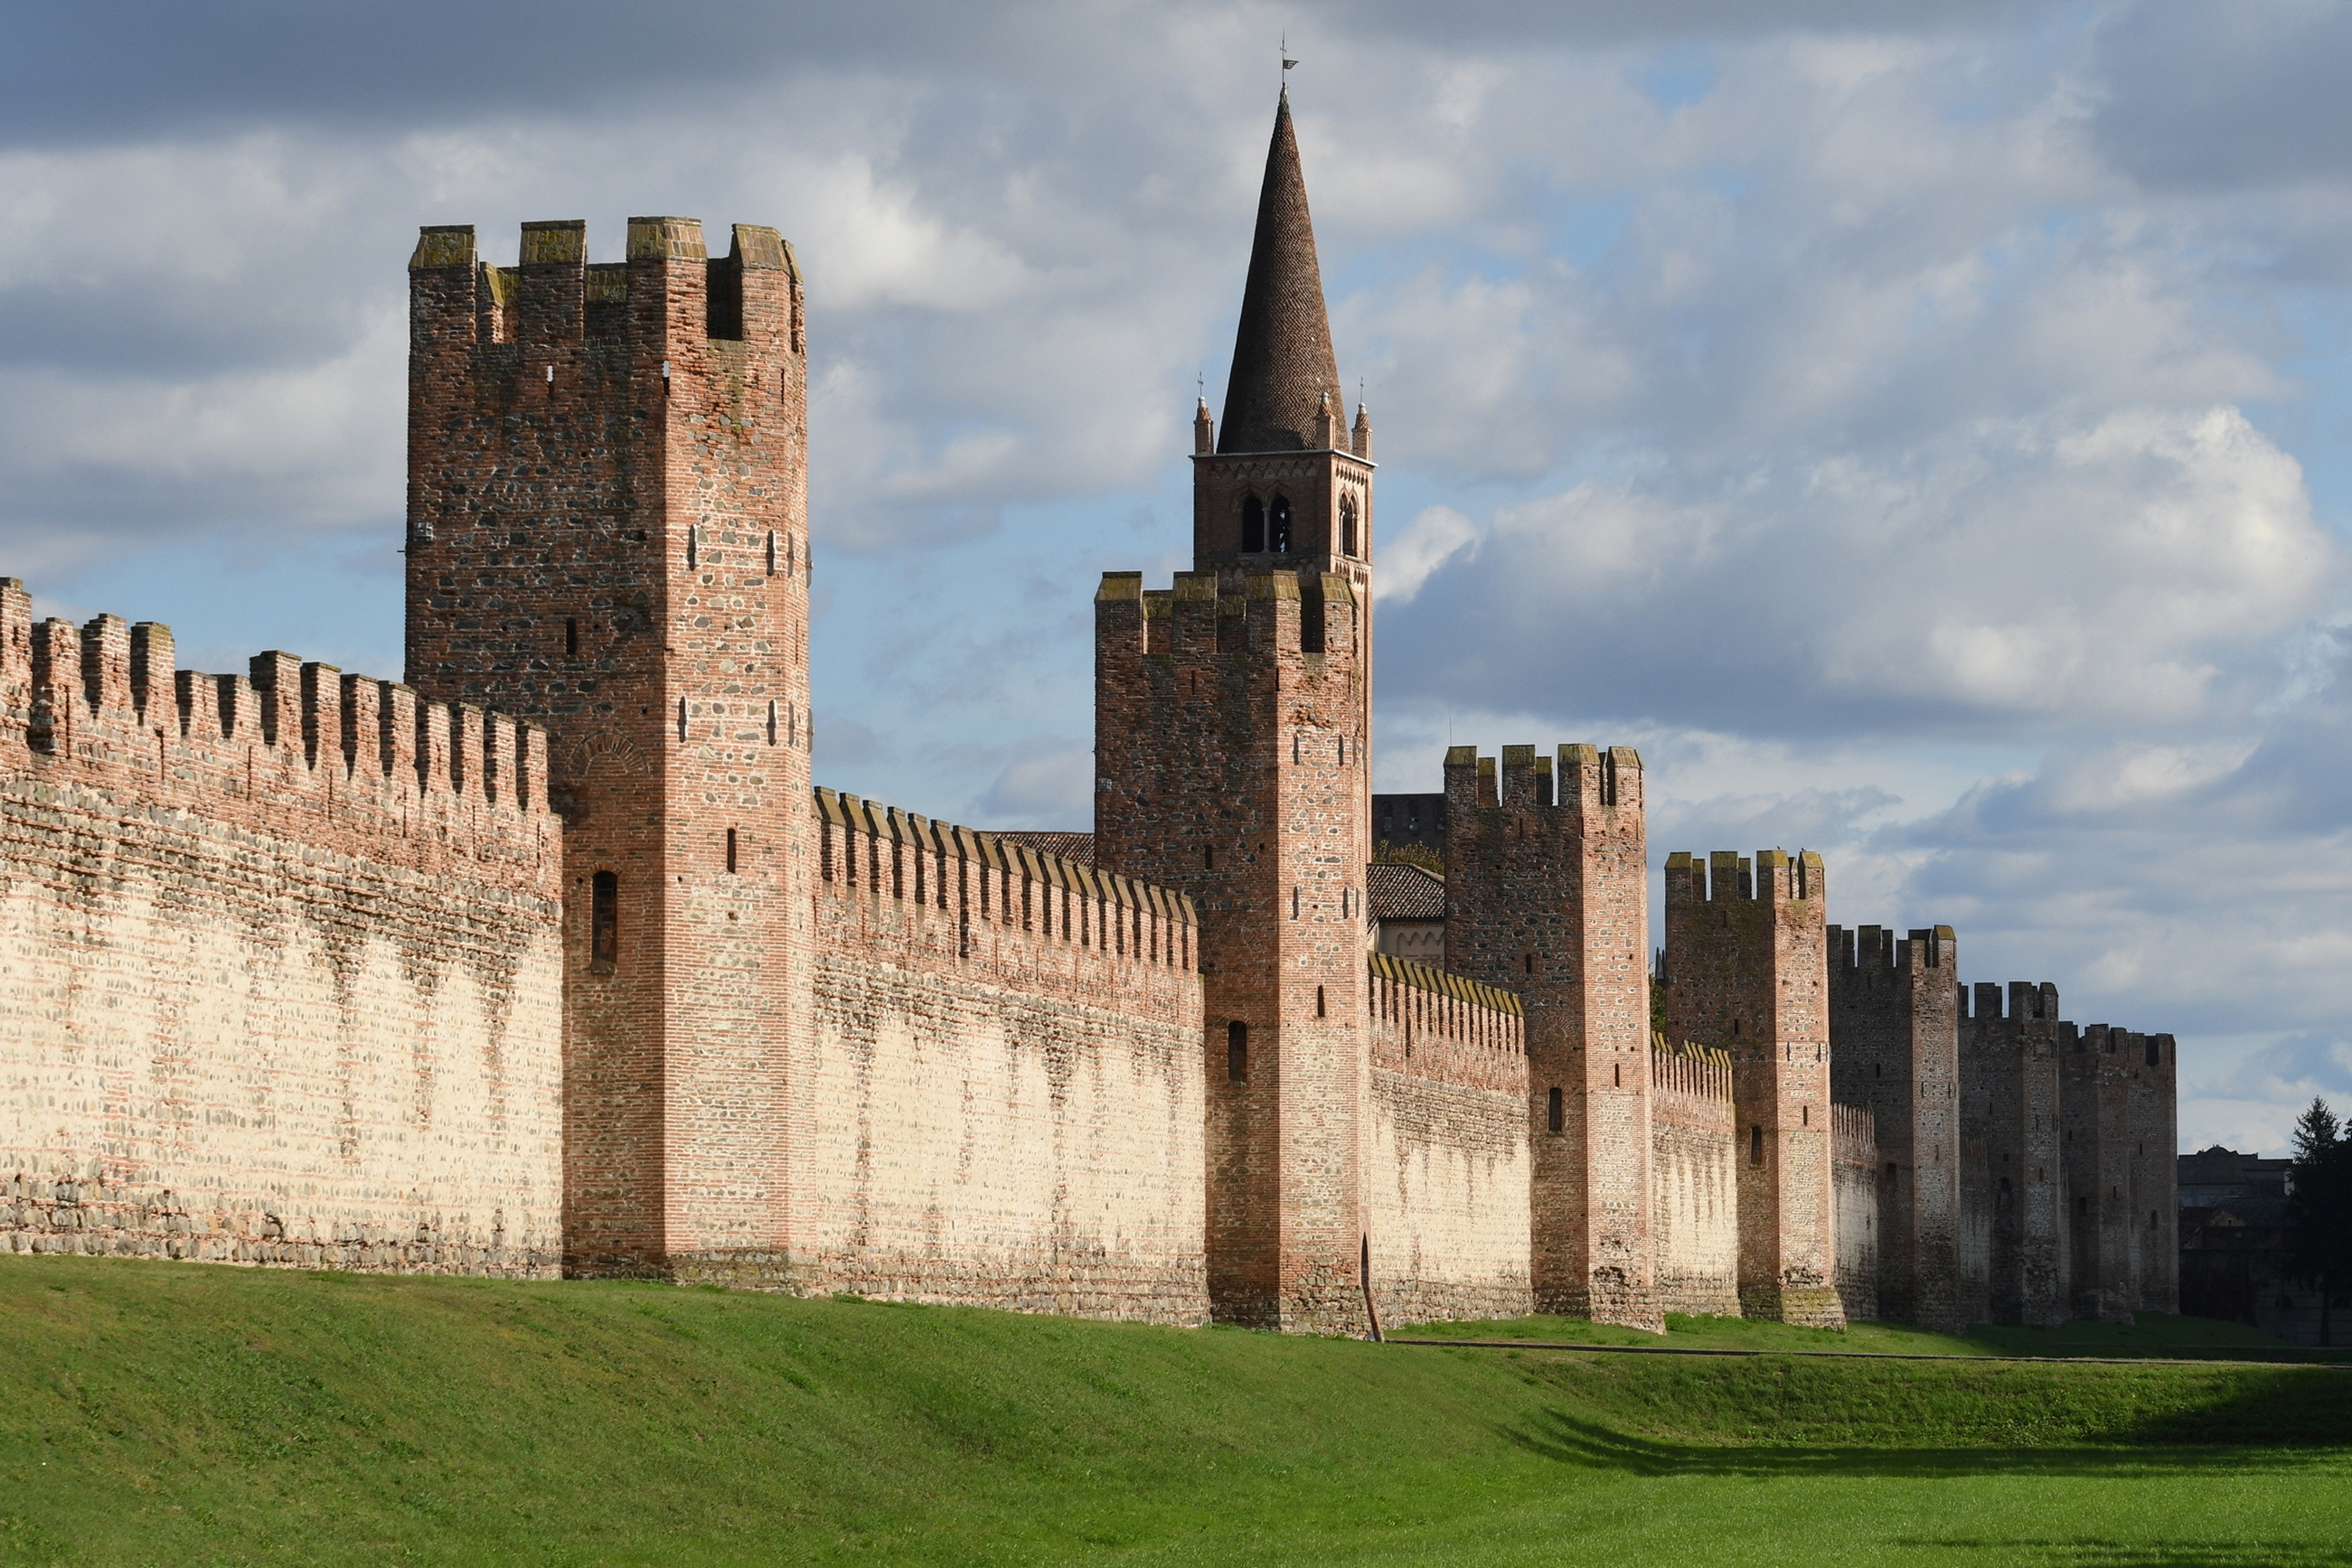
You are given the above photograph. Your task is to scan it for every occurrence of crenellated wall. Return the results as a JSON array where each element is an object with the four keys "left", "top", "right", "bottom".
[
  {"left": 806, "top": 791, "right": 1209, "bottom": 1323},
  {"left": 1832, "top": 1102, "right": 1880, "bottom": 1321},
  {"left": 1365, "top": 953, "right": 1532, "bottom": 1325},
  {"left": 0, "top": 587, "right": 563, "bottom": 1274},
  {"left": 1649, "top": 1039, "right": 1738, "bottom": 1317}
]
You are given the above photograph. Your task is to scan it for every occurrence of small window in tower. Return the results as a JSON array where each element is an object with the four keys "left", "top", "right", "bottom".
[
  {"left": 1523, "top": 953, "right": 1535, "bottom": 976},
  {"left": 1751, "top": 1126, "right": 1764, "bottom": 1165},
  {"left": 591, "top": 871, "right": 618, "bottom": 971},
  {"left": 1613, "top": 1062, "right": 1621, "bottom": 1088},
  {"left": 766, "top": 530, "right": 777, "bottom": 575},
  {"left": 1317, "top": 985, "right": 1327, "bottom": 1019},
  {"left": 1241, "top": 497, "right": 1265, "bottom": 553},
  {"left": 1228, "top": 1020, "right": 1248, "bottom": 1082},
  {"left": 565, "top": 618, "right": 579, "bottom": 656},
  {"left": 686, "top": 523, "right": 700, "bottom": 569},
  {"left": 1548, "top": 1087, "right": 1563, "bottom": 1133},
  {"left": 1340, "top": 495, "right": 1357, "bottom": 558},
  {"left": 726, "top": 828, "right": 739, "bottom": 874},
  {"left": 677, "top": 699, "right": 688, "bottom": 741},
  {"left": 1268, "top": 495, "right": 1293, "bottom": 553},
  {"left": 1205, "top": 844, "right": 1215, "bottom": 870},
  {"left": 767, "top": 699, "right": 778, "bottom": 746}
]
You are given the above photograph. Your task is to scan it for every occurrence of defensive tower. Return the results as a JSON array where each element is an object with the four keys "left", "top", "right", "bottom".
[
  {"left": 1959, "top": 981, "right": 2065, "bottom": 1326},
  {"left": 1828, "top": 925, "right": 1962, "bottom": 1330},
  {"left": 1663, "top": 850, "right": 1843, "bottom": 1327},
  {"left": 1096, "top": 89, "right": 1374, "bottom": 1331},
  {"left": 1444, "top": 745, "right": 1658, "bottom": 1329},
  {"left": 404, "top": 217, "right": 814, "bottom": 1282}
]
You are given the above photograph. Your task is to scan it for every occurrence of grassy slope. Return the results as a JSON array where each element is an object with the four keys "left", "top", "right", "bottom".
[{"left": 1, "top": 1255, "right": 2347, "bottom": 1568}]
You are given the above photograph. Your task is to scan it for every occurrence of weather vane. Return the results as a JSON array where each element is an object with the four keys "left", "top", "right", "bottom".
[{"left": 1282, "top": 32, "right": 1297, "bottom": 79}]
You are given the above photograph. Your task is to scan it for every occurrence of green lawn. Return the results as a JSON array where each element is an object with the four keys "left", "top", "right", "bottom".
[{"left": 1, "top": 1254, "right": 2345, "bottom": 1567}]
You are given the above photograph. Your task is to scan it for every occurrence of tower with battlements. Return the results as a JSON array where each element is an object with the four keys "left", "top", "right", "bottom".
[
  {"left": 404, "top": 216, "right": 814, "bottom": 1282},
  {"left": 1095, "top": 89, "right": 1378, "bottom": 1331},
  {"left": 1444, "top": 744, "right": 1658, "bottom": 1329},
  {"left": 1663, "top": 850, "right": 1843, "bottom": 1327}
]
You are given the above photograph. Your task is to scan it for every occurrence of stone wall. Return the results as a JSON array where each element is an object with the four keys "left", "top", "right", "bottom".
[
  {"left": 807, "top": 792, "right": 1208, "bottom": 1323},
  {"left": 1833, "top": 1102, "right": 1880, "bottom": 1321},
  {"left": 0, "top": 589, "right": 563, "bottom": 1274},
  {"left": 1650, "top": 1041, "right": 1737, "bottom": 1317},
  {"left": 1365, "top": 953, "right": 1532, "bottom": 1325}
]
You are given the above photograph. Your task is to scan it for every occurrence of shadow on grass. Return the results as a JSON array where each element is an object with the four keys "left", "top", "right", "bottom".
[
  {"left": 1893, "top": 1541, "right": 2352, "bottom": 1568},
  {"left": 1505, "top": 1408, "right": 2348, "bottom": 1480}
]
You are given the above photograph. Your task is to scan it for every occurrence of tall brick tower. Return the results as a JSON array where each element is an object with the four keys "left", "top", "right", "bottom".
[
  {"left": 404, "top": 217, "right": 814, "bottom": 1282},
  {"left": 1444, "top": 745, "right": 1658, "bottom": 1329},
  {"left": 1663, "top": 850, "right": 1843, "bottom": 1327},
  {"left": 1827, "top": 925, "right": 1962, "bottom": 1330},
  {"left": 1959, "top": 981, "right": 2065, "bottom": 1326},
  {"left": 1096, "top": 88, "right": 1376, "bottom": 1331}
]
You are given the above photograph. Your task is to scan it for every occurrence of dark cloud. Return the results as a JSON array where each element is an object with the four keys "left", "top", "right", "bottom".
[{"left": 2090, "top": 0, "right": 2352, "bottom": 190}]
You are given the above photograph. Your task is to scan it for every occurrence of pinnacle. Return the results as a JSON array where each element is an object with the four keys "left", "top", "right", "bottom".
[{"left": 1218, "top": 91, "right": 1341, "bottom": 454}]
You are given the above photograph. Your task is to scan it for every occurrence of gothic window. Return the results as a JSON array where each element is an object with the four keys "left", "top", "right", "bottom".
[
  {"left": 1340, "top": 494, "right": 1357, "bottom": 558},
  {"left": 590, "top": 871, "right": 618, "bottom": 970},
  {"left": 1268, "top": 494, "right": 1293, "bottom": 553},
  {"left": 1241, "top": 496, "right": 1265, "bottom": 553}
]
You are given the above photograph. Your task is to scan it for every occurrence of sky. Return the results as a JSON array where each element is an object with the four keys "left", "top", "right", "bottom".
[{"left": 4, "top": 0, "right": 2350, "bottom": 1154}]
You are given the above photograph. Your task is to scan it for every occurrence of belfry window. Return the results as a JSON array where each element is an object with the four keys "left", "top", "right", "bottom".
[
  {"left": 590, "top": 871, "right": 618, "bottom": 970},
  {"left": 1340, "top": 495, "right": 1357, "bottom": 558},
  {"left": 1268, "top": 494, "right": 1294, "bottom": 553},
  {"left": 1241, "top": 496, "right": 1265, "bottom": 553}
]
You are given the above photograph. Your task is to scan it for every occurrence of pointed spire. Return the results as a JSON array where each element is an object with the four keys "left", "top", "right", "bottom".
[{"left": 1218, "top": 90, "right": 1341, "bottom": 454}]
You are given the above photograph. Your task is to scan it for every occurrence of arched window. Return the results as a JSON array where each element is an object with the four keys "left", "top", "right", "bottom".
[
  {"left": 590, "top": 871, "right": 619, "bottom": 970},
  {"left": 1340, "top": 494, "right": 1357, "bottom": 558},
  {"left": 1268, "top": 494, "right": 1293, "bottom": 553},
  {"left": 1241, "top": 496, "right": 1265, "bottom": 553}
]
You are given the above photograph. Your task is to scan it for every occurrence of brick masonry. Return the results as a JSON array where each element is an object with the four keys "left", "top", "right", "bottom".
[
  {"left": 1650, "top": 1042, "right": 1739, "bottom": 1317},
  {"left": 1832, "top": 1103, "right": 1881, "bottom": 1319},
  {"left": 0, "top": 585, "right": 562, "bottom": 1274},
  {"left": 1959, "top": 981, "right": 2067, "bottom": 1327}
]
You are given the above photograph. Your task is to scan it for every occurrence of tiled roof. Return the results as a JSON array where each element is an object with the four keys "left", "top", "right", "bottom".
[
  {"left": 1368, "top": 860, "right": 1444, "bottom": 922},
  {"left": 990, "top": 831, "right": 1095, "bottom": 865}
]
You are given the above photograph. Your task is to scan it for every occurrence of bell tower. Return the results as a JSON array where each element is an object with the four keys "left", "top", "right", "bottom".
[{"left": 1096, "top": 89, "right": 1376, "bottom": 1330}]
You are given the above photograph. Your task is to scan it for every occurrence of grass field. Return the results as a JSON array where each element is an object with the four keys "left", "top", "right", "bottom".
[{"left": 1, "top": 1254, "right": 2346, "bottom": 1567}]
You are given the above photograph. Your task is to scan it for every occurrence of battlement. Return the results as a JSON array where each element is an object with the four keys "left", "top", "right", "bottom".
[
  {"left": 1368, "top": 950, "right": 1526, "bottom": 1094},
  {"left": 0, "top": 581, "right": 553, "bottom": 875},
  {"left": 409, "top": 218, "right": 802, "bottom": 352},
  {"left": 1830, "top": 924, "right": 1956, "bottom": 973},
  {"left": 1662, "top": 848, "right": 1824, "bottom": 906},
  {"left": 1443, "top": 743, "right": 1642, "bottom": 813},
  {"left": 1650, "top": 1034, "right": 1734, "bottom": 1103},
  {"left": 1832, "top": 1102, "right": 1879, "bottom": 1168},
  {"left": 1965, "top": 980, "right": 2064, "bottom": 1025},
  {"left": 814, "top": 787, "right": 1195, "bottom": 968},
  {"left": 1095, "top": 567, "right": 1359, "bottom": 660}
]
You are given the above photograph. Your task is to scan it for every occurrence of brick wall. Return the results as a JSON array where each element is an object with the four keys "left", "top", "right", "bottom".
[
  {"left": 1827, "top": 925, "right": 1962, "bottom": 1330},
  {"left": 0, "top": 587, "right": 561, "bottom": 1273},
  {"left": 1365, "top": 953, "right": 1532, "bottom": 1325},
  {"left": 1833, "top": 1103, "right": 1881, "bottom": 1321},
  {"left": 404, "top": 218, "right": 814, "bottom": 1281},
  {"left": 807, "top": 793, "right": 1208, "bottom": 1322},
  {"left": 1650, "top": 1041, "right": 1738, "bottom": 1317},
  {"left": 1960, "top": 981, "right": 2065, "bottom": 1327},
  {"left": 1444, "top": 744, "right": 1658, "bottom": 1329},
  {"left": 1662, "top": 850, "right": 1843, "bottom": 1327}
]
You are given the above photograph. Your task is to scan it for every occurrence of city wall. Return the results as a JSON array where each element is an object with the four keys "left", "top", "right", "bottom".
[
  {"left": 1833, "top": 1102, "right": 1880, "bottom": 1320},
  {"left": 1366, "top": 952, "right": 1532, "bottom": 1325},
  {"left": 1650, "top": 1039, "right": 1738, "bottom": 1317},
  {"left": 809, "top": 792, "right": 1209, "bottom": 1323},
  {"left": 0, "top": 592, "right": 563, "bottom": 1274}
]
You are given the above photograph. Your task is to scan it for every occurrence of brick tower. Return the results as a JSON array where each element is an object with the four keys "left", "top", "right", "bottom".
[
  {"left": 1444, "top": 745, "right": 1658, "bottom": 1329},
  {"left": 1959, "top": 981, "right": 2065, "bottom": 1326},
  {"left": 404, "top": 217, "right": 814, "bottom": 1281},
  {"left": 1096, "top": 88, "right": 1376, "bottom": 1331},
  {"left": 1663, "top": 850, "right": 1843, "bottom": 1327},
  {"left": 1828, "top": 925, "right": 1962, "bottom": 1330}
]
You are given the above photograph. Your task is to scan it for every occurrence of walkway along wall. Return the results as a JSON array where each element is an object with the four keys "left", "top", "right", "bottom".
[
  {"left": 0, "top": 590, "right": 563, "bottom": 1273},
  {"left": 812, "top": 791, "right": 1208, "bottom": 1323},
  {"left": 1365, "top": 951, "right": 1531, "bottom": 1325}
]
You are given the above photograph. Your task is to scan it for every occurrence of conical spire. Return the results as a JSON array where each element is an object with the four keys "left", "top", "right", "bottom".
[{"left": 1218, "top": 89, "right": 1341, "bottom": 454}]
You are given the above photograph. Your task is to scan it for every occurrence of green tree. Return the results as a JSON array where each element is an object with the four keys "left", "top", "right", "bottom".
[{"left": 2287, "top": 1097, "right": 2352, "bottom": 1347}]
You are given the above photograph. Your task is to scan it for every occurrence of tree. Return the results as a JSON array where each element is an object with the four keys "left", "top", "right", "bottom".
[{"left": 2287, "top": 1097, "right": 2352, "bottom": 1347}]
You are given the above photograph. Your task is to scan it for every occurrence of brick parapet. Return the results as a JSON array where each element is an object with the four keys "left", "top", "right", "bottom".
[
  {"left": 1661, "top": 848, "right": 1843, "bottom": 1328},
  {"left": 1826, "top": 923, "right": 1962, "bottom": 1330},
  {"left": 1367, "top": 951, "right": 1524, "bottom": 1094}
]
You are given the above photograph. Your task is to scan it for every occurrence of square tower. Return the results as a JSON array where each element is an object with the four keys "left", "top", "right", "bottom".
[
  {"left": 1442, "top": 744, "right": 1657, "bottom": 1328},
  {"left": 1663, "top": 850, "right": 1843, "bottom": 1327},
  {"left": 404, "top": 218, "right": 814, "bottom": 1282},
  {"left": 1960, "top": 981, "right": 2065, "bottom": 1326}
]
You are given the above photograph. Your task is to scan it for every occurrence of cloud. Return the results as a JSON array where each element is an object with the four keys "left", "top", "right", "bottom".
[{"left": 1374, "top": 505, "right": 1479, "bottom": 604}]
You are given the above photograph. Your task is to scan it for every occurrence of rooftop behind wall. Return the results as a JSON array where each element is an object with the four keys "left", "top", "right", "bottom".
[{"left": 0, "top": 580, "right": 553, "bottom": 873}]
